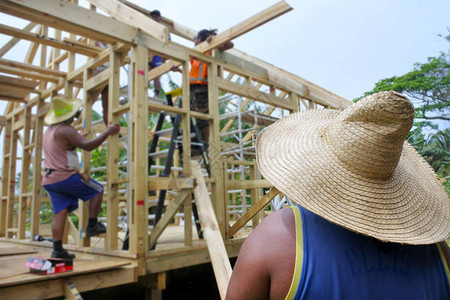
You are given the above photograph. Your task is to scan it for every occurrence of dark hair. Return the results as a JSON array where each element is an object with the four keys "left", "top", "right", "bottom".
[
  {"left": 196, "top": 29, "right": 218, "bottom": 42},
  {"left": 150, "top": 9, "right": 161, "bottom": 17}
]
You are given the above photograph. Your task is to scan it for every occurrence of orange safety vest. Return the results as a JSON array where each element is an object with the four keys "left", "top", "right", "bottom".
[{"left": 189, "top": 51, "right": 211, "bottom": 85}]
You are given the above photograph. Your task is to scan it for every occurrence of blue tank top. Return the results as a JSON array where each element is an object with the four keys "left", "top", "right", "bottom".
[{"left": 285, "top": 205, "right": 450, "bottom": 300}]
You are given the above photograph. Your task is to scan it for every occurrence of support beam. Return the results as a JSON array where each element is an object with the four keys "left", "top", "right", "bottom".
[
  {"left": 147, "top": 1, "right": 292, "bottom": 81},
  {"left": 0, "top": 22, "right": 37, "bottom": 58},
  {"left": 196, "top": 1, "right": 292, "bottom": 53},
  {"left": 229, "top": 187, "right": 280, "bottom": 237},
  {"left": 148, "top": 189, "right": 190, "bottom": 250},
  {"left": 0, "top": 24, "right": 100, "bottom": 57},
  {"left": 192, "top": 161, "right": 232, "bottom": 300},
  {"left": 86, "top": 0, "right": 169, "bottom": 42}
]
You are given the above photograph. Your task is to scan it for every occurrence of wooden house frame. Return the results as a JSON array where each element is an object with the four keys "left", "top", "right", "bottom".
[{"left": 0, "top": 0, "right": 352, "bottom": 298}]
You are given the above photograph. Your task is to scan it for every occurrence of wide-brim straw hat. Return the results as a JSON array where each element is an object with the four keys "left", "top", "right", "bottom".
[
  {"left": 44, "top": 96, "right": 82, "bottom": 125},
  {"left": 256, "top": 91, "right": 450, "bottom": 245}
]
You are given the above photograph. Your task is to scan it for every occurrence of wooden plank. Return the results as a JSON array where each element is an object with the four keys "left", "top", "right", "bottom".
[
  {"left": 146, "top": 1, "right": 291, "bottom": 82},
  {"left": 0, "top": 0, "right": 132, "bottom": 45},
  {"left": 217, "top": 77, "right": 294, "bottom": 110},
  {"left": 0, "top": 247, "right": 37, "bottom": 256},
  {"left": 229, "top": 187, "right": 280, "bottom": 237},
  {"left": 191, "top": 161, "right": 232, "bottom": 300},
  {"left": 105, "top": 51, "right": 121, "bottom": 250},
  {"left": 0, "top": 58, "right": 67, "bottom": 77},
  {"left": 0, "top": 88, "right": 28, "bottom": 102},
  {"left": 0, "top": 22, "right": 37, "bottom": 58},
  {"left": 18, "top": 106, "right": 32, "bottom": 239},
  {"left": 123, "top": 1, "right": 197, "bottom": 41},
  {"left": 0, "top": 74, "right": 39, "bottom": 89},
  {"left": 0, "top": 254, "right": 132, "bottom": 287},
  {"left": 145, "top": 240, "right": 243, "bottom": 274},
  {"left": 148, "top": 177, "right": 194, "bottom": 191},
  {"left": 226, "top": 179, "right": 272, "bottom": 190},
  {"left": 149, "top": 189, "right": 190, "bottom": 249},
  {"left": 84, "top": 66, "right": 109, "bottom": 92},
  {"left": 0, "top": 266, "right": 135, "bottom": 299},
  {"left": 228, "top": 48, "right": 353, "bottom": 109},
  {"left": 0, "top": 65, "right": 59, "bottom": 83},
  {"left": 0, "top": 24, "right": 100, "bottom": 57},
  {"left": 86, "top": 0, "right": 169, "bottom": 42},
  {"left": 196, "top": 1, "right": 292, "bottom": 53},
  {"left": 129, "top": 45, "right": 149, "bottom": 256}
]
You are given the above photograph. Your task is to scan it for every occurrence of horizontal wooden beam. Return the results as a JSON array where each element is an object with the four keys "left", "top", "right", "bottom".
[
  {"left": 217, "top": 77, "right": 294, "bottom": 110},
  {"left": 228, "top": 49, "right": 353, "bottom": 109},
  {"left": 226, "top": 179, "right": 272, "bottom": 190},
  {"left": 148, "top": 177, "right": 194, "bottom": 191},
  {"left": 0, "top": 24, "right": 100, "bottom": 57},
  {"left": 0, "top": 58, "right": 66, "bottom": 77},
  {"left": 86, "top": 0, "right": 169, "bottom": 42},
  {"left": 0, "top": 65, "right": 59, "bottom": 83},
  {"left": 0, "top": 22, "right": 37, "bottom": 58},
  {"left": 0, "top": 0, "right": 135, "bottom": 45}
]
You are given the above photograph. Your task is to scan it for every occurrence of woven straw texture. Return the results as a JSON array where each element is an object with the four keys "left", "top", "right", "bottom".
[
  {"left": 256, "top": 91, "right": 450, "bottom": 245},
  {"left": 44, "top": 96, "right": 82, "bottom": 125}
]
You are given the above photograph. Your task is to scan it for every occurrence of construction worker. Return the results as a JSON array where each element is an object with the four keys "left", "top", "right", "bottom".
[
  {"left": 226, "top": 91, "right": 450, "bottom": 299},
  {"left": 190, "top": 29, "right": 234, "bottom": 143},
  {"left": 42, "top": 96, "right": 120, "bottom": 259}
]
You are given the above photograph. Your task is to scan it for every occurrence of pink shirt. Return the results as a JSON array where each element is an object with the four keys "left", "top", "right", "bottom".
[{"left": 42, "top": 124, "right": 80, "bottom": 185}]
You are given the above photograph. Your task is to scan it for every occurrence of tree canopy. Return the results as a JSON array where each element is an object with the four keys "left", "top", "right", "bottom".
[{"left": 357, "top": 30, "right": 450, "bottom": 194}]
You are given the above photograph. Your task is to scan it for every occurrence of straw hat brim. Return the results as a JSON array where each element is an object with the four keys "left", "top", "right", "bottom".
[
  {"left": 256, "top": 109, "right": 450, "bottom": 245},
  {"left": 44, "top": 98, "right": 82, "bottom": 125}
]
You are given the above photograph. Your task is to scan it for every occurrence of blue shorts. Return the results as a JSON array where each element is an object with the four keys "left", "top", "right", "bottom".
[{"left": 43, "top": 174, "right": 103, "bottom": 214}]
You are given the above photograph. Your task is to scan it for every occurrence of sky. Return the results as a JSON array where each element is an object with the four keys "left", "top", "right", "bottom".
[
  {"left": 0, "top": 0, "right": 449, "bottom": 115},
  {"left": 0, "top": 1, "right": 448, "bottom": 179},
  {"left": 123, "top": 0, "right": 449, "bottom": 102}
]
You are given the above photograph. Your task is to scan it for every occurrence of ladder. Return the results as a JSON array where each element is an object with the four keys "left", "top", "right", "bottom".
[{"left": 122, "top": 89, "right": 209, "bottom": 249}]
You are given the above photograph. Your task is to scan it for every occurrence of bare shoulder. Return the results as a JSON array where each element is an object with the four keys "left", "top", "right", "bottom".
[
  {"left": 54, "top": 124, "right": 79, "bottom": 150},
  {"left": 226, "top": 207, "right": 296, "bottom": 300}
]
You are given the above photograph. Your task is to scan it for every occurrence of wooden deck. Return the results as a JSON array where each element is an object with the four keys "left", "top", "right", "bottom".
[
  {"left": 0, "top": 243, "right": 136, "bottom": 299},
  {"left": 0, "top": 223, "right": 249, "bottom": 299}
]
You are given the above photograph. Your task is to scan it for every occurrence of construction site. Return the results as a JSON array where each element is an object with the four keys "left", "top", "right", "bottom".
[{"left": 0, "top": 0, "right": 354, "bottom": 299}]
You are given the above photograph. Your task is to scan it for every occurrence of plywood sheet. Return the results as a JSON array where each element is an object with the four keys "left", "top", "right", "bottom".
[
  {"left": 0, "top": 247, "right": 37, "bottom": 257},
  {"left": 0, "top": 253, "right": 130, "bottom": 287}
]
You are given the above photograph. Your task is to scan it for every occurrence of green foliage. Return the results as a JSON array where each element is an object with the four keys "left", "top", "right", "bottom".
[{"left": 359, "top": 29, "right": 450, "bottom": 194}]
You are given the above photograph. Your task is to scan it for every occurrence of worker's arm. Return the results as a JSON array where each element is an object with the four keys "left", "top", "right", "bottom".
[
  {"left": 218, "top": 41, "right": 234, "bottom": 51},
  {"left": 206, "top": 35, "right": 234, "bottom": 51},
  {"left": 226, "top": 208, "right": 296, "bottom": 300},
  {"left": 56, "top": 123, "right": 120, "bottom": 152}
]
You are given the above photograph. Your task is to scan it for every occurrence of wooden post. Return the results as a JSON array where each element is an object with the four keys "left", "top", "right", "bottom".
[
  {"left": 80, "top": 71, "right": 94, "bottom": 247},
  {"left": 181, "top": 59, "right": 193, "bottom": 246},
  {"left": 30, "top": 96, "right": 46, "bottom": 239},
  {"left": 18, "top": 105, "right": 32, "bottom": 239},
  {"left": 106, "top": 50, "right": 121, "bottom": 250},
  {"left": 6, "top": 126, "right": 18, "bottom": 238},
  {"left": 208, "top": 61, "right": 227, "bottom": 238},
  {"left": 0, "top": 117, "right": 12, "bottom": 237},
  {"left": 129, "top": 45, "right": 149, "bottom": 256}
]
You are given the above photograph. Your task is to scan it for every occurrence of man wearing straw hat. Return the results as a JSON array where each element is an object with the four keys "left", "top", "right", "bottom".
[
  {"left": 226, "top": 91, "right": 450, "bottom": 299},
  {"left": 42, "top": 96, "right": 120, "bottom": 259}
]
